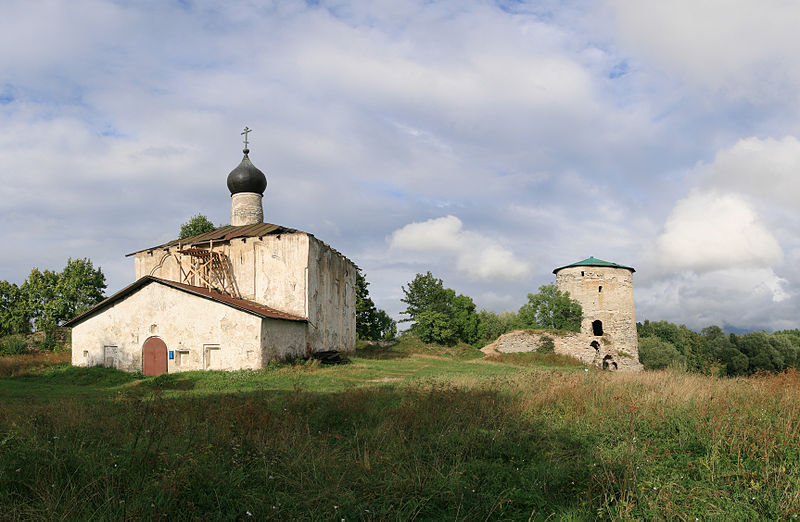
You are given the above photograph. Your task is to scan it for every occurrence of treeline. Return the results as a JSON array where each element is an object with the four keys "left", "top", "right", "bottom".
[
  {"left": 638, "top": 320, "right": 800, "bottom": 376},
  {"left": 355, "top": 271, "right": 582, "bottom": 346},
  {"left": 0, "top": 258, "right": 106, "bottom": 336}
]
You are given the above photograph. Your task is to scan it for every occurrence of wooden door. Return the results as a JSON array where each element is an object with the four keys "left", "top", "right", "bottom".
[{"left": 143, "top": 337, "right": 168, "bottom": 376}]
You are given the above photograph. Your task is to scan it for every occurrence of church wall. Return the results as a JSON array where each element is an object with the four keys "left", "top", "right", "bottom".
[
  {"left": 71, "top": 283, "right": 264, "bottom": 373},
  {"left": 261, "top": 318, "right": 308, "bottom": 361},
  {"left": 306, "top": 237, "right": 357, "bottom": 353},
  {"left": 135, "top": 250, "right": 181, "bottom": 281},
  {"left": 133, "top": 233, "right": 310, "bottom": 318},
  {"left": 555, "top": 266, "right": 641, "bottom": 371},
  {"left": 228, "top": 233, "right": 309, "bottom": 317}
]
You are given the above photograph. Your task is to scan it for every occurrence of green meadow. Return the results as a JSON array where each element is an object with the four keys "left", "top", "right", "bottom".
[{"left": 1, "top": 342, "right": 799, "bottom": 520}]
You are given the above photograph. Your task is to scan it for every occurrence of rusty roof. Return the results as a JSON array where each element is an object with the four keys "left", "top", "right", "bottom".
[
  {"left": 63, "top": 276, "right": 307, "bottom": 327},
  {"left": 126, "top": 222, "right": 298, "bottom": 256}
]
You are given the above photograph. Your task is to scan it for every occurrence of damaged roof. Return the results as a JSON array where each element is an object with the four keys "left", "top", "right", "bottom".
[
  {"left": 125, "top": 222, "right": 357, "bottom": 269},
  {"left": 63, "top": 276, "right": 307, "bottom": 327},
  {"left": 126, "top": 222, "right": 298, "bottom": 256}
]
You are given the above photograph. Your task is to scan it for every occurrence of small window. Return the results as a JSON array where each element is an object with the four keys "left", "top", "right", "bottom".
[
  {"left": 581, "top": 271, "right": 585, "bottom": 276},
  {"left": 176, "top": 349, "right": 190, "bottom": 367},
  {"left": 598, "top": 286, "right": 603, "bottom": 293},
  {"left": 590, "top": 341, "right": 600, "bottom": 351},
  {"left": 83, "top": 350, "right": 89, "bottom": 358}
]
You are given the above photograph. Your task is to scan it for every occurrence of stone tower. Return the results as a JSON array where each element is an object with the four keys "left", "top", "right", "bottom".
[
  {"left": 553, "top": 257, "right": 641, "bottom": 371},
  {"left": 227, "top": 129, "right": 267, "bottom": 226}
]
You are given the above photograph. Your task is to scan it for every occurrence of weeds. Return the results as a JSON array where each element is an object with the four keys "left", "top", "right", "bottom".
[{"left": 1, "top": 354, "right": 800, "bottom": 518}]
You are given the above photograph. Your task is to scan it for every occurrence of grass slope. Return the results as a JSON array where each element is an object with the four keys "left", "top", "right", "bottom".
[{"left": 1, "top": 344, "right": 799, "bottom": 520}]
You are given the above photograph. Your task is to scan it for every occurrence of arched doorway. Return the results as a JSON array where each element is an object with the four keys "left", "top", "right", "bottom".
[
  {"left": 592, "top": 320, "right": 603, "bottom": 336},
  {"left": 143, "top": 337, "right": 168, "bottom": 376}
]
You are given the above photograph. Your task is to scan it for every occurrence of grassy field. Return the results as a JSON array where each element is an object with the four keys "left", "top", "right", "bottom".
[{"left": 1, "top": 342, "right": 799, "bottom": 520}]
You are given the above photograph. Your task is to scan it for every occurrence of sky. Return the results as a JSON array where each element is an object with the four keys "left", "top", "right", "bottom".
[{"left": 2, "top": 0, "right": 799, "bottom": 333}]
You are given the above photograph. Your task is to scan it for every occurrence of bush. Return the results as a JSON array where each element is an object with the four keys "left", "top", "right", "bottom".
[
  {"left": 538, "top": 336, "right": 555, "bottom": 354},
  {"left": 0, "top": 335, "right": 28, "bottom": 356},
  {"left": 639, "top": 336, "right": 685, "bottom": 370}
]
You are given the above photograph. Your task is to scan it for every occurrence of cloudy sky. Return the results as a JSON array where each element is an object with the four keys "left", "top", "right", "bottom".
[{"left": 2, "top": 0, "right": 799, "bottom": 332}]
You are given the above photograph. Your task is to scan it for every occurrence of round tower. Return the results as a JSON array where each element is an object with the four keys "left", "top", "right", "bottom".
[
  {"left": 553, "top": 257, "right": 641, "bottom": 371},
  {"left": 227, "top": 128, "right": 267, "bottom": 226}
]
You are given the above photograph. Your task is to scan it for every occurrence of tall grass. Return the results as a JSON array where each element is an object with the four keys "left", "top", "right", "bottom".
[{"left": 1, "top": 354, "right": 800, "bottom": 519}]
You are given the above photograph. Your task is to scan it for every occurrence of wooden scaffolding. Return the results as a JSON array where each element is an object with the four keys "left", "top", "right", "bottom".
[{"left": 175, "top": 241, "right": 240, "bottom": 298}]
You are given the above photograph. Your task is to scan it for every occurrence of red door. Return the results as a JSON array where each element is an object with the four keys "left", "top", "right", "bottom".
[{"left": 143, "top": 337, "right": 168, "bottom": 376}]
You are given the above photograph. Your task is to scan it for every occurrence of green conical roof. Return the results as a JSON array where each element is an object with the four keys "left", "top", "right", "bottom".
[{"left": 553, "top": 256, "right": 635, "bottom": 274}]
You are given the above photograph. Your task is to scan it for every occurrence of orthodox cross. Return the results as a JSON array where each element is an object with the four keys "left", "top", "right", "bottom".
[{"left": 241, "top": 126, "right": 252, "bottom": 149}]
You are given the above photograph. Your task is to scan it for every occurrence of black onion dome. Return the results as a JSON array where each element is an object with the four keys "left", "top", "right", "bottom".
[{"left": 227, "top": 149, "right": 267, "bottom": 195}]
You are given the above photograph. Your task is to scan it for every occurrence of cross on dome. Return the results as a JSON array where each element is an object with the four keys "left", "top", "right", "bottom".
[{"left": 241, "top": 126, "right": 252, "bottom": 151}]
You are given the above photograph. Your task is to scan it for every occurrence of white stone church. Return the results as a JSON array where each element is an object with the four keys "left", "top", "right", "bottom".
[{"left": 66, "top": 131, "right": 357, "bottom": 376}]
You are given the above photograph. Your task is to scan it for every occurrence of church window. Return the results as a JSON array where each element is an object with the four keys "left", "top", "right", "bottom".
[
  {"left": 203, "top": 344, "right": 221, "bottom": 370},
  {"left": 592, "top": 320, "right": 603, "bottom": 336},
  {"left": 176, "top": 349, "right": 190, "bottom": 367}
]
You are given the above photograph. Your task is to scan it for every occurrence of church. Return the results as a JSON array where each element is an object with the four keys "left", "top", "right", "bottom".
[{"left": 66, "top": 129, "right": 358, "bottom": 375}]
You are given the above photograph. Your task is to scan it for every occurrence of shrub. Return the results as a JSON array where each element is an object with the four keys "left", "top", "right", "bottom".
[
  {"left": 538, "top": 335, "right": 555, "bottom": 354},
  {"left": 0, "top": 335, "right": 28, "bottom": 356}
]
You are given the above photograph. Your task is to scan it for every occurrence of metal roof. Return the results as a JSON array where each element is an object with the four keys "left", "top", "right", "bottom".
[
  {"left": 126, "top": 222, "right": 298, "bottom": 256},
  {"left": 63, "top": 276, "right": 307, "bottom": 327},
  {"left": 552, "top": 256, "right": 635, "bottom": 274}
]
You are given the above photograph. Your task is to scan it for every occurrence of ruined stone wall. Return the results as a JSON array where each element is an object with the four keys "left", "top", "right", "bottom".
[
  {"left": 481, "top": 329, "right": 642, "bottom": 371},
  {"left": 555, "top": 266, "right": 641, "bottom": 371},
  {"left": 71, "top": 282, "right": 265, "bottom": 373},
  {"left": 306, "top": 236, "right": 357, "bottom": 353}
]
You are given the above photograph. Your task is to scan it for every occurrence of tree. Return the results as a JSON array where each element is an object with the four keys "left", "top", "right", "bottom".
[
  {"left": 517, "top": 284, "right": 582, "bottom": 332},
  {"left": 400, "top": 272, "right": 479, "bottom": 346},
  {"left": 0, "top": 281, "right": 31, "bottom": 336},
  {"left": 180, "top": 214, "right": 216, "bottom": 239},
  {"left": 355, "top": 271, "right": 396, "bottom": 340},
  {"left": 476, "top": 310, "right": 517, "bottom": 345},
  {"left": 19, "top": 258, "right": 106, "bottom": 331},
  {"left": 399, "top": 272, "right": 452, "bottom": 322}
]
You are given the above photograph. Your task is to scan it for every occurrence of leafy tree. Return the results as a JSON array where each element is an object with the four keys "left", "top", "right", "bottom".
[
  {"left": 400, "top": 272, "right": 479, "bottom": 346},
  {"left": 476, "top": 310, "right": 517, "bottom": 345},
  {"left": 180, "top": 214, "right": 216, "bottom": 239},
  {"left": 517, "top": 284, "right": 582, "bottom": 332},
  {"left": 400, "top": 272, "right": 452, "bottom": 321},
  {"left": 415, "top": 309, "right": 458, "bottom": 345},
  {"left": 19, "top": 258, "right": 106, "bottom": 331},
  {"left": 355, "top": 271, "right": 396, "bottom": 340},
  {"left": 22, "top": 268, "right": 59, "bottom": 331},
  {"left": 0, "top": 281, "right": 31, "bottom": 336}
]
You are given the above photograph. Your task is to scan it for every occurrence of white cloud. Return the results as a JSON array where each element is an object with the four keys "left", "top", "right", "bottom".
[
  {"left": 389, "top": 216, "right": 530, "bottom": 281},
  {"left": 655, "top": 191, "right": 782, "bottom": 273},
  {"left": 699, "top": 136, "right": 800, "bottom": 209}
]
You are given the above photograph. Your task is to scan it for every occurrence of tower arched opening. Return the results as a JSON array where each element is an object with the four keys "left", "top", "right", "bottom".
[{"left": 592, "top": 320, "right": 603, "bottom": 336}]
